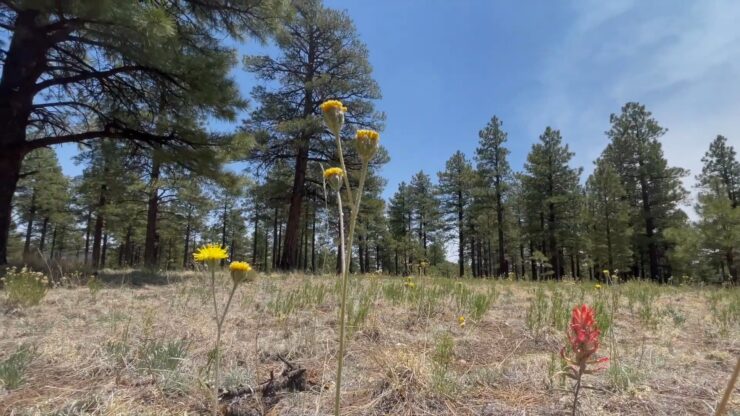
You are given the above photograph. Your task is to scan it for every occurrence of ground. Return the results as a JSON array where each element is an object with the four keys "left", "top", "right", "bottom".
[{"left": 0, "top": 270, "right": 738, "bottom": 415}]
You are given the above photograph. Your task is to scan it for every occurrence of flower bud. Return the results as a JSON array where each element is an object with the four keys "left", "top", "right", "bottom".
[
  {"left": 229, "top": 261, "right": 254, "bottom": 285},
  {"left": 319, "top": 100, "right": 346, "bottom": 136},
  {"left": 355, "top": 129, "right": 379, "bottom": 162},
  {"left": 323, "top": 167, "right": 344, "bottom": 192}
]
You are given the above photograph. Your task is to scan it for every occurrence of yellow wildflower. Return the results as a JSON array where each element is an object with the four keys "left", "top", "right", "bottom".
[
  {"left": 229, "top": 261, "right": 254, "bottom": 284},
  {"left": 595, "top": 284, "right": 602, "bottom": 289},
  {"left": 323, "top": 167, "right": 344, "bottom": 179},
  {"left": 324, "top": 167, "right": 344, "bottom": 191},
  {"left": 320, "top": 100, "right": 346, "bottom": 135},
  {"left": 319, "top": 100, "right": 347, "bottom": 114},
  {"left": 458, "top": 315, "right": 466, "bottom": 328},
  {"left": 355, "top": 129, "right": 380, "bottom": 162},
  {"left": 193, "top": 244, "right": 228, "bottom": 265}
]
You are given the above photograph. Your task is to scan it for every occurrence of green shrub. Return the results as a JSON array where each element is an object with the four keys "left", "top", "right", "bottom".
[
  {"left": 0, "top": 344, "right": 35, "bottom": 389},
  {"left": 2, "top": 267, "right": 49, "bottom": 307}
]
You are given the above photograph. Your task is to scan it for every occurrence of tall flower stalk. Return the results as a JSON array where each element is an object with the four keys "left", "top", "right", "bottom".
[
  {"left": 320, "top": 100, "right": 379, "bottom": 416},
  {"left": 561, "top": 304, "right": 609, "bottom": 416},
  {"left": 193, "top": 244, "right": 254, "bottom": 416}
]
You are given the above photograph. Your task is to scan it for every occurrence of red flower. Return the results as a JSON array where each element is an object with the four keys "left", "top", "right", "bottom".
[{"left": 561, "top": 304, "right": 608, "bottom": 378}]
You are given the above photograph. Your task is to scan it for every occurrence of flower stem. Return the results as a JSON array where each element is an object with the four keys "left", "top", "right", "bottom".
[
  {"left": 572, "top": 365, "right": 584, "bottom": 416},
  {"left": 209, "top": 266, "right": 220, "bottom": 416},
  {"left": 334, "top": 189, "right": 348, "bottom": 416}
]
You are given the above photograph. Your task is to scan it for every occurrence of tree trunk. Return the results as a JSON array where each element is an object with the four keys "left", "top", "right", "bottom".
[
  {"left": 39, "top": 216, "right": 49, "bottom": 253},
  {"left": 457, "top": 190, "right": 465, "bottom": 277},
  {"left": 183, "top": 208, "right": 192, "bottom": 268},
  {"left": 272, "top": 206, "right": 279, "bottom": 270},
  {"left": 23, "top": 189, "right": 37, "bottom": 258},
  {"left": 143, "top": 153, "right": 161, "bottom": 267},
  {"left": 221, "top": 200, "right": 229, "bottom": 266},
  {"left": 91, "top": 184, "right": 107, "bottom": 269},
  {"left": 100, "top": 231, "right": 108, "bottom": 268},
  {"left": 311, "top": 198, "right": 316, "bottom": 273},
  {"left": 280, "top": 143, "right": 310, "bottom": 270},
  {"left": 84, "top": 209, "right": 92, "bottom": 265},
  {"left": 638, "top": 160, "right": 659, "bottom": 281},
  {"left": 0, "top": 10, "right": 53, "bottom": 265},
  {"left": 50, "top": 225, "right": 57, "bottom": 259},
  {"left": 495, "top": 184, "right": 507, "bottom": 276}
]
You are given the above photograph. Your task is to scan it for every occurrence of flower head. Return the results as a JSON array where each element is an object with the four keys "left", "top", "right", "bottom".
[
  {"left": 320, "top": 100, "right": 346, "bottom": 135},
  {"left": 602, "top": 269, "right": 610, "bottom": 277},
  {"left": 458, "top": 315, "right": 466, "bottom": 328},
  {"left": 193, "top": 244, "right": 228, "bottom": 266},
  {"left": 594, "top": 284, "right": 602, "bottom": 289},
  {"left": 323, "top": 167, "right": 344, "bottom": 191},
  {"left": 355, "top": 129, "right": 380, "bottom": 162},
  {"left": 229, "top": 261, "right": 254, "bottom": 284},
  {"left": 561, "top": 304, "right": 608, "bottom": 377}
]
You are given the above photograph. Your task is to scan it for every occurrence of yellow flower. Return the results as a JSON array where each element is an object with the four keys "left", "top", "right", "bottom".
[
  {"left": 458, "top": 315, "right": 466, "bottom": 328},
  {"left": 602, "top": 269, "right": 610, "bottom": 276},
  {"left": 355, "top": 129, "right": 380, "bottom": 162},
  {"left": 229, "top": 261, "right": 252, "bottom": 273},
  {"left": 320, "top": 100, "right": 346, "bottom": 135},
  {"left": 595, "top": 284, "right": 602, "bottom": 289},
  {"left": 193, "top": 244, "right": 228, "bottom": 265},
  {"left": 323, "top": 167, "right": 344, "bottom": 179},
  {"left": 320, "top": 100, "right": 347, "bottom": 113},
  {"left": 229, "top": 261, "right": 254, "bottom": 284},
  {"left": 324, "top": 167, "right": 344, "bottom": 191}
]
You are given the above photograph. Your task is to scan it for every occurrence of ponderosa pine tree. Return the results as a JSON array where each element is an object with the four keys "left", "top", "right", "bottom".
[
  {"left": 0, "top": 0, "right": 285, "bottom": 264},
  {"left": 522, "top": 127, "right": 582, "bottom": 280},
  {"left": 602, "top": 102, "right": 688, "bottom": 281},
  {"left": 695, "top": 136, "right": 739, "bottom": 283},
  {"left": 13, "top": 148, "right": 69, "bottom": 260},
  {"left": 244, "top": 0, "right": 383, "bottom": 270},
  {"left": 437, "top": 151, "right": 475, "bottom": 277},
  {"left": 585, "top": 159, "right": 632, "bottom": 274},
  {"left": 476, "top": 116, "right": 512, "bottom": 276},
  {"left": 408, "top": 171, "right": 442, "bottom": 262}
]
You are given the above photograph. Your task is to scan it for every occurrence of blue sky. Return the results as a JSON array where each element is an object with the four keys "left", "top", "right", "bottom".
[{"left": 57, "top": 0, "right": 740, "bottom": 209}]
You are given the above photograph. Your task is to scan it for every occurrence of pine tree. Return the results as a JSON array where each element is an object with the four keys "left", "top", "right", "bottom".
[
  {"left": 522, "top": 127, "right": 582, "bottom": 280},
  {"left": 437, "top": 151, "right": 475, "bottom": 277},
  {"left": 475, "top": 116, "right": 512, "bottom": 276},
  {"left": 0, "top": 1, "right": 285, "bottom": 264},
  {"left": 602, "top": 102, "right": 688, "bottom": 281},
  {"left": 695, "top": 136, "right": 739, "bottom": 283},
  {"left": 408, "top": 171, "right": 442, "bottom": 263},
  {"left": 244, "top": 0, "right": 383, "bottom": 270},
  {"left": 585, "top": 159, "right": 632, "bottom": 273}
]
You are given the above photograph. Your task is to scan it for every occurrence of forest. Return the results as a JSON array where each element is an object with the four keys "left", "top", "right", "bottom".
[{"left": 0, "top": 1, "right": 738, "bottom": 415}]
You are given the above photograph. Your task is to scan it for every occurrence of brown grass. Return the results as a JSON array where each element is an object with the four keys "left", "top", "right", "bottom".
[{"left": 0, "top": 271, "right": 738, "bottom": 415}]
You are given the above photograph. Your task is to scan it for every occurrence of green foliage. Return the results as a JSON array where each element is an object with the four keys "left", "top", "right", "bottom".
[
  {"left": 137, "top": 339, "right": 188, "bottom": 376},
  {"left": 0, "top": 344, "right": 35, "bottom": 390},
  {"left": 525, "top": 287, "right": 549, "bottom": 338},
  {"left": 2, "top": 267, "right": 49, "bottom": 307},
  {"left": 431, "top": 333, "right": 457, "bottom": 394}
]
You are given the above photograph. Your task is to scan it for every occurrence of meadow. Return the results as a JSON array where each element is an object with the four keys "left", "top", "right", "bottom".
[{"left": 1, "top": 270, "right": 738, "bottom": 415}]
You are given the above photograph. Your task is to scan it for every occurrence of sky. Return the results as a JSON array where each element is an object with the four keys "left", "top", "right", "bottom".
[{"left": 57, "top": 0, "right": 740, "bottom": 213}]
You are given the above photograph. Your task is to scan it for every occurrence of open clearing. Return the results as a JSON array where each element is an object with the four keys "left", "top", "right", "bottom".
[{"left": 1, "top": 271, "right": 738, "bottom": 415}]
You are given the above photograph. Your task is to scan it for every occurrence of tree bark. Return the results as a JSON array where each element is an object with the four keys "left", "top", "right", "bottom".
[
  {"left": 144, "top": 153, "right": 161, "bottom": 267},
  {"left": 39, "top": 216, "right": 49, "bottom": 253},
  {"left": 23, "top": 189, "right": 37, "bottom": 258},
  {"left": 279, "top": 143, "right": 309, "bottom": 270},
  {"left": 91, "top": 184, "right": 107, "bottom": 269}
]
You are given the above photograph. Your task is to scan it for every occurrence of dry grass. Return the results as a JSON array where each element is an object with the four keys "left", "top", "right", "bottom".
[{"left": 0, "top": 270, "right": 738, "bottom": 415}]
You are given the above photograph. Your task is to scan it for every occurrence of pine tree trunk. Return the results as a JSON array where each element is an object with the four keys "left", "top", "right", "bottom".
[
  {"left": 183, "top": 209, "right": 192, "bottom": 268},
  {"left": 457, "top": 190, "right": 465, "bottom": 277},
  {"left": 91, "top": 184, "right": 107, "bottom": 269},
  {"left": 50, "top": 225, "right": 57, "bottom": 259},
  {"left": 23, "top": 189, "right": 36, "bottom": 258},
  {"left": 101, "top": 232, "right": 108, "bottom": 268},
  {"left": 0, "top": 10, "right": 50, "bottom": 266},
  {"left": 280, "top": 143, "right": 309, "bottom": 270},
  {"left": 144, "top": 154, "right": 161, "bottom": 267},
  {"left": 84, "top": 210, "right": 92, "bottom": 266},
  {"left": 39, "top": 216, "right": 49, "bottom": 253},
  {"left": 311, "top": 199, "right": 316, "bottom": 273},
  {"left": 495, "top": 184, "right": 507, "bottom": 275}
]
